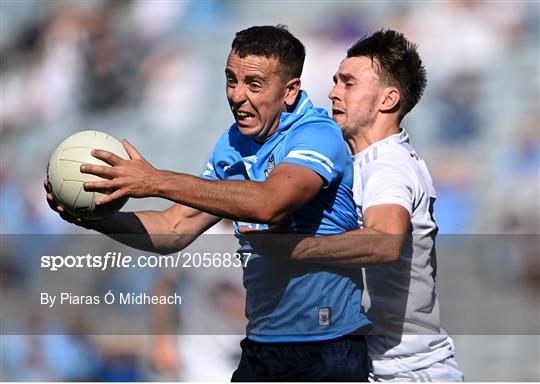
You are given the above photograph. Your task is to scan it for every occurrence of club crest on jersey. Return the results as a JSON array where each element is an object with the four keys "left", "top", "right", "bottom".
[
  {"left": 264, "top": 155, "right": 275, "bottom": 178},
  {"left": 318, "top": 307, "right": 331, "bottom": 326}
]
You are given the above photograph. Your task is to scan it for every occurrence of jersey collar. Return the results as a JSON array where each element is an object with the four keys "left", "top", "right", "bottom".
[
  {"left": 278, "top": 90, "right": 312, "bottom": 132},
  {"left": 352, "top": 129, "right": 409, "bottom": 163}
]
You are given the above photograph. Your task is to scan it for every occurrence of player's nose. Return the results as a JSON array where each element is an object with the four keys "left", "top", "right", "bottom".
[
  {"left": 229, "top": 84, "right": 247, "bottom": 106},
  {"left": 328, "top": 84, "right": 340, "bottom": 101}
]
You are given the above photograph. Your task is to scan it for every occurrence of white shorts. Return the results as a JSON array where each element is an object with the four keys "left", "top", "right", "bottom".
[{"left": 370, "top": 356, "right": 464, "bottom": 382}]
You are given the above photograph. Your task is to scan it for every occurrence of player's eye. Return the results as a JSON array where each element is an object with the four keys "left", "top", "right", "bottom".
[
  {"left": 226, "top": 77, "right": 237, "bottom": 87},
  {"left": 248, "top": 82, "right": 262, "bottom": 92},
  {"left": 345, "top": 82, "right": 354, "bottom": 88}
]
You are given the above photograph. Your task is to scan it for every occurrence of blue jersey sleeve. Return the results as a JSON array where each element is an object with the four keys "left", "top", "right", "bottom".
[
  {"left": 281, "top": 121, "right": 346, "bottom": 186},
  {"left": 201, "top": 158, "right": 219, "bottom": 180},
  {"left": 200, "top": 129, "right": 231, "bottom": 181}
]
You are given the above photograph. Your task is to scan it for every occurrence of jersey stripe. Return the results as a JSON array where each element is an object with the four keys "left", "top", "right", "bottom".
[
  {"left": 295, "top": 96, "right": 310, "bottom": 114},
  {"left": 288, "top": 149, "right": 335, "bottom": 167},
  {"left": 286, "top": 150, "right": 335, "bottom": 174},
  {"left": 202, "top": 161, "right": 214, "bottom": 176}
]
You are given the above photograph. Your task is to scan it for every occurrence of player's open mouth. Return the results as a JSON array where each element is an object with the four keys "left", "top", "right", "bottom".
[
  {"left": 236, "top": 111, "right": 255, "bottom": 124},
  {"left": 332, "top": 109, "right": 345, "bottom": 116}
]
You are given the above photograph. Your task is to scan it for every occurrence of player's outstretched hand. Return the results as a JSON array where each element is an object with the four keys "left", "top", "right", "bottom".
[
  {"left": 81, "top": 139, "right": 161, "bottom": 205},
  {"left": 44, "top": 179, "right": 90, "bottom": 227}
]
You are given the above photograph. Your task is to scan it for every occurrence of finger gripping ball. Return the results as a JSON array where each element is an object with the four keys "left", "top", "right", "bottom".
[{"left": 47, "top": 130, "right": 130, "bottom": 219}]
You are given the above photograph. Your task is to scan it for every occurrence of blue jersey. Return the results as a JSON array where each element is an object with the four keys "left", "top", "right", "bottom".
[{"left": 202, "top": 91, "right": 371, "bottom": 342}]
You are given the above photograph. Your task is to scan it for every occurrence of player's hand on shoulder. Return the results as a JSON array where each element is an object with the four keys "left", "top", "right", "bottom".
[{"left": 239, "top": 220, "right": 304, "bottom": 260}]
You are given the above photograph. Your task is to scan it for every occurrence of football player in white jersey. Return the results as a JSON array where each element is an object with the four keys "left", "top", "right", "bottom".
[{"left": 245, "top": 29, "right": 464, "bottom": 381}]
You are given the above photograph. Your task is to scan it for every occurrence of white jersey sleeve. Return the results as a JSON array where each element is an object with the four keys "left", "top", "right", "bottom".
[{"left": 361, "top": 158, "right": 415, "bottom": 215}]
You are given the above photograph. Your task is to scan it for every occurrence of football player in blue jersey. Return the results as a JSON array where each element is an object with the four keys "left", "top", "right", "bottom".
[
  {"left": 243, "top": 30, "right": 463, "bottom": 382},
  {"left": 45, "top": 25, "right": 371, "bottom": 381}
]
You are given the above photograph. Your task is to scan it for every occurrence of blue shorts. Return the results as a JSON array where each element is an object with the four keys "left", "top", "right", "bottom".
[{"left": 231, "top": 334, "right": 369, "bottom": 382}]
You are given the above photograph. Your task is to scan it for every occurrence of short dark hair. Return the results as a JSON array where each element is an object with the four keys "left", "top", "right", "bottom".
[
  {"left": 231, "top": 25, "right": 305, "bottom": 80},
  {"left": 347, "top": 29, "right": 427, "bottom": 120}
]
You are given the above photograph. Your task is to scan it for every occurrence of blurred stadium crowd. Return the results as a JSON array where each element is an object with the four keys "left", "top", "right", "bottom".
[{"left": 1, "top": 0, "right": 538, "bottom": 381}]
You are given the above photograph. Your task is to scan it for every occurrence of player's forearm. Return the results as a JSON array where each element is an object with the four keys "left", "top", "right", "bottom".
[
  {"left": 81, "top": 211, "right": 157, "bottom": 252},
  {"left": 154, "top": 171, "right": 282, "bottom": 223},
  {"left": 83, "top": 211, "right": 195, "bottom": 254},
  {"left": 292, "top": 228, "right": 405, "bottom": 265}
]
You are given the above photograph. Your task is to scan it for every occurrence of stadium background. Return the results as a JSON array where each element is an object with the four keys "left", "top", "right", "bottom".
[{"left": 1, "top": 0, "right": 538, "bottom": 381}]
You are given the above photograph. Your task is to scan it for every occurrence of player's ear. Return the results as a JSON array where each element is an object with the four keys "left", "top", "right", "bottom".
[
  {"left": 284, "top": 77, "right": 301, "bottom": 107},
  {"left": 380, "top": 86, "right": 400, "bottom": 113}
]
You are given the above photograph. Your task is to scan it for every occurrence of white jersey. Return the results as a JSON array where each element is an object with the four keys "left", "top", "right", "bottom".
[{"left": 353, "top": 129, "right": 457, "bottom": 376}]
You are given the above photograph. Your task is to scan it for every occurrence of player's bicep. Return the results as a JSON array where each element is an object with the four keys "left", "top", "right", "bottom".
[
  {"left": 264, "top": 163, "right": 324, "bottom": 217},
  {"left": 363, "top": 204, "right": 410, "bottom": 234}
]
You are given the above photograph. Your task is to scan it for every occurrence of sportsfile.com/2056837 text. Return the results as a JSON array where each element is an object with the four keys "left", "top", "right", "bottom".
[{"left": 40, "top": 251, "right": 252, "bottom": 271}]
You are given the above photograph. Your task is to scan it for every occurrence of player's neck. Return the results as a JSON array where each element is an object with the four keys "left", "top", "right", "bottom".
[{"left": 348, "top": 121, "right": 400, "bottom": 155}]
